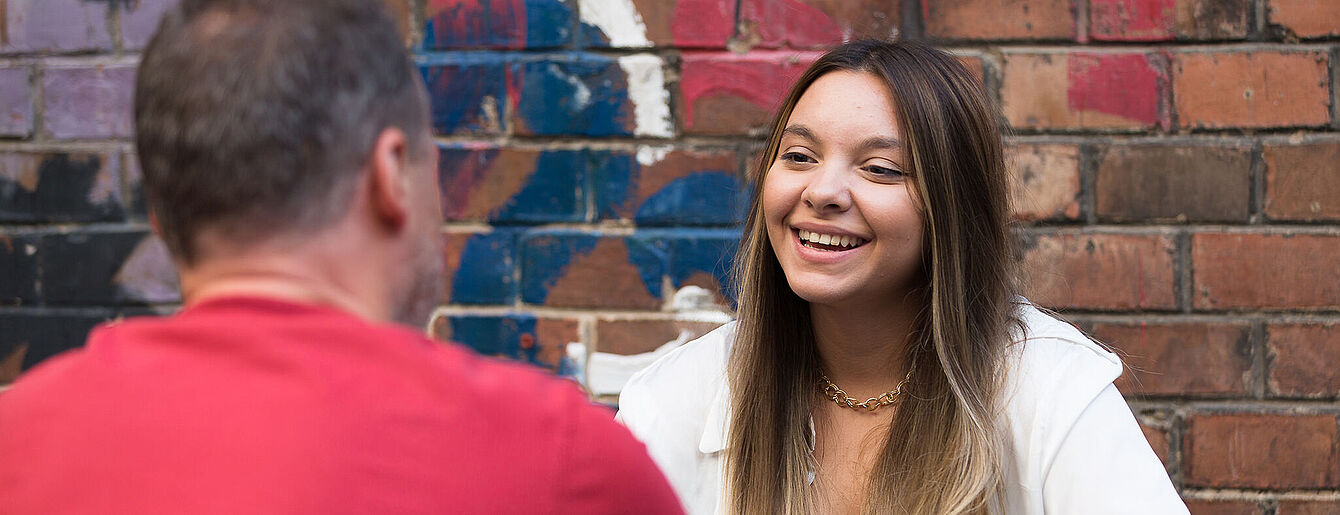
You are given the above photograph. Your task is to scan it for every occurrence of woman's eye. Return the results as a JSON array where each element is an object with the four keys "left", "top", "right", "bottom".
[
  {"left": 779, "top": 152, "right": 815, "bottom": 164},
  {"left": 863, "top": 165, "right": 905, "bottom": 178}
]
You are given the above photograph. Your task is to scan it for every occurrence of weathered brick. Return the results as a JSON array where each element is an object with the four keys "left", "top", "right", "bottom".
[
  {"left": 594, "top": 148, "right": 745, "bottom": 226},
  {"left": 0, "top": 232, "right": 40, "bottom": 304},
  {"left": 1174, "top": 51, "right": 1330, "bottom": 130},
  {"left": 41, "top": 63, "right": 136, "bottom": 140},
  {"left": 1095, "top": 144, "right": 1252, "bottom": 222},
  {"left": 738, "top": 0, "right": 901, "bottom": 49},
  {"left": 1264, "top": 141, "right": 1340, "bottom": 221},
  {"left": 1, "top": 341, "right": 25, "bottom": 385},
  {"left": 510, "top": 54, "right": 670, "bottom": 137},
  {"left": 665, "top": 231, "right": 740, "bottom": 307},
  {"left": 1268, "top": 323, "right": 1340, "bottom": 398},
  {"left": 1184, "top": 500, "right": 1265, "bottom": 515},
  {"left": 39, "top": 231, "right": 179, "bottom": 305},
  {"left": 119, "top": 0, "right": 177, "bottom": 50},
  {"left": 1007, "top": 143, "right": 1081, "bottom": 221},
  {"left": 1139, "top": 422, "right": 1171, "bottom": 466},
  {"left": 1268, "top": 0, "right": 1340, "bottom": 38},
  {"left": 1278, "top": 500, "right": 1340, "bottom": 515},
  {"left": 436, "top": 145, "right": 584, "bottom": 223},
  {"left": 679, "top": 51, "right": 818, "bottom": 136},
  {"left": 1174, "top": 0, "right": 1252, "bottom": 39},
  {"left": 924, "top": 0, "right": 1076, "bottom": 41},
  {"left": 1002, "top": 52, "right": 1164, "bottom": 130},
  {"left": 431, "top": 314, "right": 578, "bottom": 370},
  {"left": 1185, "top": 414, "right": 1339, "bottom": 488},
  {"left": 0, "top": 0, "right": 113, "bottom": 54},
  {"left": 0, "top": 151, "right": 124, "bottom": 223},
  {"left": 1, "top": 309, "right": 153, "bottom": 372},
  {"left": 521, "top": 233, "right": 665, "bottom": 309},
  {"left": 1090, "top": 0, "right": 1250, "bottom": 41},
  {"left": 0, "top": 66, "right": 32, "bottom": 137},
  {"left": 442, "top": 230, "right": 516, "bottom": 305},
  {"left": 1092, "top": 321, "right": 1252, "bottom": 396},
  {"left": 580, "top": 0, "right": 734, "bottom": 48},
  {"left": 420, "top": 56, "right": 507, "bottom": 135},
  {"left": 595, "top": 319, "right": 722, "bottom": 355},
  {"left": 1090, "top": 0, "right": 1177, "bottom": 41},
  {"left": 422, "top": 0, "right": 573, "bottom": 49},
  {"left": 1193, "top": 233, "right": 1340, "bottom": 310},
  {"left": 1018, "top": 233, "right": 1178, "bottom": 311}
]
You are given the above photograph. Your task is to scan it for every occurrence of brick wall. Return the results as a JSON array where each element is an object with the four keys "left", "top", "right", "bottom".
[{"left": 1, "top": 0, "right": 1337, "bottom": 510}]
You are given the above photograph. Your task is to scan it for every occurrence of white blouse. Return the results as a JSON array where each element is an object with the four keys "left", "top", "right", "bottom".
[{"left": 616, "top": 302, "right": 1189, "bottom": 514}]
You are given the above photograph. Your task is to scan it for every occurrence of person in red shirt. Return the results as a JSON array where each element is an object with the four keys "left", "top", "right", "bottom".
[{"left": 0, "top": 1, "right": 682, "bottom": 513}]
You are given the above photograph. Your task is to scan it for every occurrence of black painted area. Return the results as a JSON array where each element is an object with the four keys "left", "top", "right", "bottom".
[{"left": 0, "top": 153, "right": 125, "bottom": 223}]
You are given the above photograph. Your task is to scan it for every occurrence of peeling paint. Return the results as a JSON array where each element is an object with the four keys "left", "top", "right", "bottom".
[
  {"left": 578, "top": 0, "right": 651, "bottom": 47},
  {"left": 618, "top": 54, "right": 672, "bottom": 138},
  {"left": 635, "top": 144, "right": 673, "bottom": 166}
]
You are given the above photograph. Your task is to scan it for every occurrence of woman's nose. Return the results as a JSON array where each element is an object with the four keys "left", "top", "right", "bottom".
[{"left": 801, "top": 163, "right": 852, "bottom": 213}]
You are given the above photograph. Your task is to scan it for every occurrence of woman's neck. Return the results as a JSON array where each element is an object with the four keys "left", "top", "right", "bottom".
[{"left": 810, "top": 295, "right": 919, "bottom": 396}]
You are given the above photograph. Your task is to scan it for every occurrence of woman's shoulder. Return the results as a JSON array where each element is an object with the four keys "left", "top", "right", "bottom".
[
  {"left": 617, "top": 321, "right": 734, "bottom": 420},
  {"left": 1001, "top": 301, "right": 1124, "bottom": 428}
]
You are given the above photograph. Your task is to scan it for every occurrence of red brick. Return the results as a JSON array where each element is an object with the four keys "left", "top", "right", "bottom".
[
  {"left": 957, "top": 55, "right": 987, "bottom": 86},
  {"left": 1091, "top": 0, "right": 1252, "bottom": 41},
  {"left": 1268, "top": 0, "right": 1340, "bottom": 38},
  {"left": 524, "top": 236, "right": 664, "bottom": 310},
  {"left": 1185, "top": 414, "right": 1339, "bottom": 488},
  {"left": 1185, "top": 500, "right": 1265, "bottom": 515},
  {"left": 631, "top": 0, "right": 735, "bottom": 48},
  {"left": 1007, "top": 143, "right": 1081, "bottom": 221},
  {"left": 1174, "top": 0, "right": 1252, "bottom": 39},
  {"left": 1264, "top": 141, "right": 1340, "bottom": 221},
  {"left": 1174, "top": 51, "right": 1330, "bottom": 130},
  {"left": 1193, "top": 233, "right": 1340, "bottom": 310},
  {"left": 1091, "top": 0, "right": 1177, "bottom": 41},
  {"left": 1095, "top": 144, "right": 1252, "bottom": 222},
  {"left": 600, "top": 149, "right": 738, "bottom": 221},
  {"left": 1093, "top": 321, "right": 1252, "bottom": 396},
  {"left": 595, "top": 319, "right": 722, "bottom": 356},
  {"left": 534, "top": 318, "right": 580, "bottom": 369},
  {"left": 1268, "top": 323, "right": 1340, "bottom": 398},
  {"left": 1018, "top": 233, "right": 1178, "bottom": 311},
  {"left": 738, "top": 0, "right": 901, "bottom": 49},
  {"left": 1003, "top": 52, "right": 1164, "bottom": 130},
  {"left": 679, "top": 51, "right": 819, "bottom": 136},
  {"left": 0, "top": 343, "right": 27, "bottom": 385},
  {"left": 1278, "top": 500, "right": 1340, "bottom": 515},
  {"left": 1138, "top": 417, "right": 1173, "bottom": 465},
  {"left": 924, "top": 0, "right": 1076, "bottom": 40}
]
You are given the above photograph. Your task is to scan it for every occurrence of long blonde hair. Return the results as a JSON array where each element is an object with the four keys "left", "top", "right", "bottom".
[{"left": 725, "top": 40, "right": 1019, "bottom": 514}]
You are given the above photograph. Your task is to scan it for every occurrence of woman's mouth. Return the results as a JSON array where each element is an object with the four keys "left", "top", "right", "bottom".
[{"left": 797, "top": 229, "right": 868, "bottom": 252}]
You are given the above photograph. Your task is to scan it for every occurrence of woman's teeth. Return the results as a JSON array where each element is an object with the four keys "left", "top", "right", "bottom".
[{"left": 798, "top": 229, "right": 867, "bottom": 249}]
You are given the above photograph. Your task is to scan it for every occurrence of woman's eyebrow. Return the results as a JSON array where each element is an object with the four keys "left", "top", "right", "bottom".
[
  {"left": 780, "top": 125, "right": 818, "bottom": 142},
  {"left": 857, "top": 136, "right": 901, "bottom": 152}
]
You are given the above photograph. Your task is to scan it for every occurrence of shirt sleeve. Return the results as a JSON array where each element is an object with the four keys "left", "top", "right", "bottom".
[
  {"left": 557, "top": 390, "right": 685, "bottom": 515},
  {"left": 1042, "top": 384, "right": 1189, "bottom": 514}
]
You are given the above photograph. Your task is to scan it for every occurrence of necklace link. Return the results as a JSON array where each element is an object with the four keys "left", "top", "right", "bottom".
[{"left": 819, "top": 366, "right": 914, "bottom": 412}]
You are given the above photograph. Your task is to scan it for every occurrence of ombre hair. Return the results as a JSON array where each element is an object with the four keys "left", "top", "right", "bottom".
[{"left": 725, "top": 40, "right": 1019, "bottom": 514}]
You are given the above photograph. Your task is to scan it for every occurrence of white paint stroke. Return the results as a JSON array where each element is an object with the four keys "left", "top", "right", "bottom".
[
  {"left": 618, "top": 54, "right": 673, "bottom": 138},
  {"left": 636, "top": 144, "right": 673, "bottom": 166},
  {"left": 578, "top": 0, "right": 651, "bottom": 48}
]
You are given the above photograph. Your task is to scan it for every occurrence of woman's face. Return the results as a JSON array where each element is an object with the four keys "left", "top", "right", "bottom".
[{"left": 762, "top": 70, "right": 925, "bottom": 308}]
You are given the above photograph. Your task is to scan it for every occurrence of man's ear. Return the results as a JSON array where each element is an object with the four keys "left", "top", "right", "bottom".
[{"left": 367, "top": 127, "right": 411, "bottom": 231}]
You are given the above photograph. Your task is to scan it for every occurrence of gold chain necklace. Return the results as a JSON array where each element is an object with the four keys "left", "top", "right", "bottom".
[{"left": 819, "top": 366, "right": 914, "bottom": 412}]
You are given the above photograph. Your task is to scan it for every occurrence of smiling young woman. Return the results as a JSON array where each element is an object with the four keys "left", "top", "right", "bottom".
[{"left": 616, "top": 40, "right": 1187, "bottom": 514}]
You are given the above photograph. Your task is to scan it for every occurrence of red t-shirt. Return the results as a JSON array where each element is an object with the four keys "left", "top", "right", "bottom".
[{"left": 0, "top": 297, "right": 682, "bottom": 514}]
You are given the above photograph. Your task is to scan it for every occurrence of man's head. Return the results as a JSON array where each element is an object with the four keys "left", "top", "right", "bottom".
[{"left": 135, "top": 0, "right": 444, "bottom": 326}]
